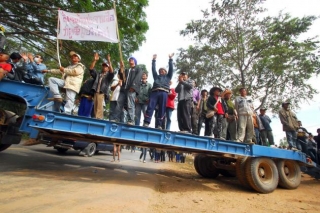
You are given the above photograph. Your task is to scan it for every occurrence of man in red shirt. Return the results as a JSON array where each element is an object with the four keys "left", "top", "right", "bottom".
[{"left": 205, "top": 86, "right": 228, "bottom": 138}]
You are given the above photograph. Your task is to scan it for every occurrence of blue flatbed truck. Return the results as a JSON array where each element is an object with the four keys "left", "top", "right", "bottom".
[{"left": 0, "top": 79, "right": 319, "bottom": 194}]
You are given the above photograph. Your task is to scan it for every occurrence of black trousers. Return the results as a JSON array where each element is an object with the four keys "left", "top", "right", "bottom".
[
  {"left": 177, "top": 99, "right": 192, "bottom": 132},
  {"left": 205, "top": 114, "right": 224, "bottom": 138}
]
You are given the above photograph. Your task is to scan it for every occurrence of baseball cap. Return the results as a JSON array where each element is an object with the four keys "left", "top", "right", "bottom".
[{"left": 69, "top": 51, "right": 81, "bottom": 60}]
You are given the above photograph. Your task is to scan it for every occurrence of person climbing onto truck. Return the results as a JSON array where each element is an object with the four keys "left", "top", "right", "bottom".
[
  {"left": 89, "top": 53, "right": 114, "bottom": 119},
  {"left": 43, "top": 51, "right": 84, "bottom": 115}
]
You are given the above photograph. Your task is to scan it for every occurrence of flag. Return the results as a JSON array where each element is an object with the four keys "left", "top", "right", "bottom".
[{"left": 57, "top": 10, "right": 118, "bottom": 43}]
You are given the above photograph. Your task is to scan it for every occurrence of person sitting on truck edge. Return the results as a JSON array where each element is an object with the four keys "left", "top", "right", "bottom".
[
  {"left": 77, "top": 78, "right": 95, "bottom": 117},
  {"left": 143, "top": 53, "right": 174, "bottom": 129},
  {"left": 43, "top": 51, "right": 84, "bottom": 115},
  {"left": 9, "top": 52, "right": 29, "bottom": 82},
  {"left": 24, "top": 52, "right": 47, "bottom": 85},
  {"left": 89, "top": 53, "right": 114, "bottom": 119},
  {"left": 259, "top": 107, "right": 274, "bottom": 146},
  {"left": 206, "top": 86, "right": 228, "bottom": 138},
  {"left": 115, "top": 57, "right": 143, "bottom": 124},
  {"left": 0, "top": 50, "right": 13, "bottom": 81},
  {"left": 278, "top": 100, "right": 300, "bottom": 151},
  {"left": 234, "top": 88, "right": 254, "bottom": 144},
  {"left": 135, "top": 72, "right": 152, "bottom": 125}
]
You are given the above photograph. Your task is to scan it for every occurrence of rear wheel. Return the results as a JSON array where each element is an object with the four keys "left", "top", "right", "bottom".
[
  {"left": 276, "top": 160, "right": 301, "bottom": 189},
  {"left": 236, "top": 156, "right": 251, "bottom": 188},
  {"left": 194, "top": 155, "right": 203, "bottom": 176},
  {"left": 245, "top": 157, "right": 279, "bottom": 194},
  {"left": 198, "top": 156, "right": 220, "bottom": 179}
]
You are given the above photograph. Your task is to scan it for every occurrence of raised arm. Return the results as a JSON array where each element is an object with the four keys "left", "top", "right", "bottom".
[
  {"left": 167, "top": 53, "right": 174, "bottom": 79},
  {"left": 89, "top": 52, "right": 99, "bottom": 70},
  {"left": 118, "top": 60, "right": 126, "bottom": 83},
  {"left": 152, "top": 54, "right": 157, "bottom": 79},
  {"left": 106, "top": 54, "right": 114, "bottom": 73}
]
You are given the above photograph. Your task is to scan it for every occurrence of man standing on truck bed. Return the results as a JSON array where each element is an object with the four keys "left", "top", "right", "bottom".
[
  {"left": 279, "top": 100, "right": 300, "bottom": 151},
  {"left": 115, "top": 57, "right": 143, "bottom": 124},
  {"left": 43, "top": 51, "right": 84, "bottom": 115},
  {"left": 89, "top": 53, "right": 114, "bottom": 119}
]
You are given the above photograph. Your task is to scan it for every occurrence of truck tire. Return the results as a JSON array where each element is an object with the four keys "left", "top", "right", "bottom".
[
  {"left": 245, "top": 157, "right": 279, "bottom": 194},
  {"left": 84, "top": 143, "right": 97, "bottom": 157},
  {"left": 0, "top": 144, "right": 11, "bottom": 152},
  {"left": 196, "top": 155, "right": 209, "bottom": 177},
  {"left": 194, "top": 155, "right": 203, "bottom": 176},
  {"left": 276, "top": 160, "right": 301, "bottom": 189},
  {"left": 56, "top": 147, "right": 68, "bottom": 153},
  {"left": 236, "top": 156, "right": 251, "bottom": 189},
  {"left": 198, "top": 156, "right": 220, "bottom": 179}
]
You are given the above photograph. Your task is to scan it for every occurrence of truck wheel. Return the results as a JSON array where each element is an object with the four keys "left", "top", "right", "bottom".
[
  {"left": 276, "top": 160, "right": 301, "bottom": 189},
  {"left": 196, "top": 155, "right": 209, "bottom": 177},
  {"left": 245, "top": 157, "right": 279, "bottom": 194},
  {"left": 198, "top": 156, "right": 220, "bottom": 179},
  {"left": 56, "top": 147, "right": 68, "bottom": 153},
  {"left": 236, "top": 156, "right": 251, "bottom": 189},
  {"left": 85, "top": 143, "right": 97, "bottom": 157},
  {"left": 0, "top": 144, "right": 11, "bottom": 152},
  {"left": 194, "top": 155, "right": 203, "bottom": 176}
]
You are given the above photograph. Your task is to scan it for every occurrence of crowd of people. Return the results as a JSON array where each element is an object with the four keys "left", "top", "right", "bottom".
[{"left": 0, "top": 37, "right": 319, "bottom": 164}]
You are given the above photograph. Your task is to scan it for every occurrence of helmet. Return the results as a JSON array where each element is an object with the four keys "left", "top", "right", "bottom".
[{"left": 0, "top": 25, "right": 5, "bottom": 33}]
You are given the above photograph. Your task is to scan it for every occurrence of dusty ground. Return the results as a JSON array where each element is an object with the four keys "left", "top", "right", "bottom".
[{"left": 0, "top": 145, "right": 319, "bottom": 213}]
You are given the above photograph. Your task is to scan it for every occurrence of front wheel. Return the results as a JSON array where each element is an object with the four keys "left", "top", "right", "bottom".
[{"left": 84, "top": 143, "right": 97, "bottom": 157}]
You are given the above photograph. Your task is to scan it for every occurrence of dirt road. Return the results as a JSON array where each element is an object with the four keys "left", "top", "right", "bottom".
[{"left": 0, "top": 145, "right": 319, "bottom": 213}]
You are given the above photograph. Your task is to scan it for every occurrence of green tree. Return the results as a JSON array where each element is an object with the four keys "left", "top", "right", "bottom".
[
  {"left": 176, "top": 0, "right": 320, "bottom": 112},
  {"left": 1, "top": 0, "right": 149, "bottom": 68}
]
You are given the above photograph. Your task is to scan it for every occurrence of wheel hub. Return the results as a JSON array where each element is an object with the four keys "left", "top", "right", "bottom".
[
  {"left": 284, "top": 166, "right": 290, "bottom": 176},
  {"left": 258, "top": 167, "right": 265, "bottom": 177}
]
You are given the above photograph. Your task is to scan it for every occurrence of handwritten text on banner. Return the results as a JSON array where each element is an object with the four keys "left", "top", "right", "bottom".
[{"left": 57, "top": 10, "right": 118, "bottom": 43}]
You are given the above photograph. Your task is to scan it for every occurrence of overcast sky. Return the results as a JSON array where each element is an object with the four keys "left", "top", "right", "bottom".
[{"left": 133, "top": 0, "right": 320, "bottom": 143}]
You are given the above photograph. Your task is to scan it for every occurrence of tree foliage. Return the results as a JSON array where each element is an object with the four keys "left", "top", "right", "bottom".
[
  {"left": 0, "top": 0, "right": 149, "bottom": 68},
  {"left": 176, "top": 0, "right": 320, "bottom": 112}
]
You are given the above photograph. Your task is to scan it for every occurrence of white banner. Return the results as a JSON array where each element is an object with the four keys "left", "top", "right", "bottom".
[{"left": 57, "top": 10, "right": 118, "bottom": 43}]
